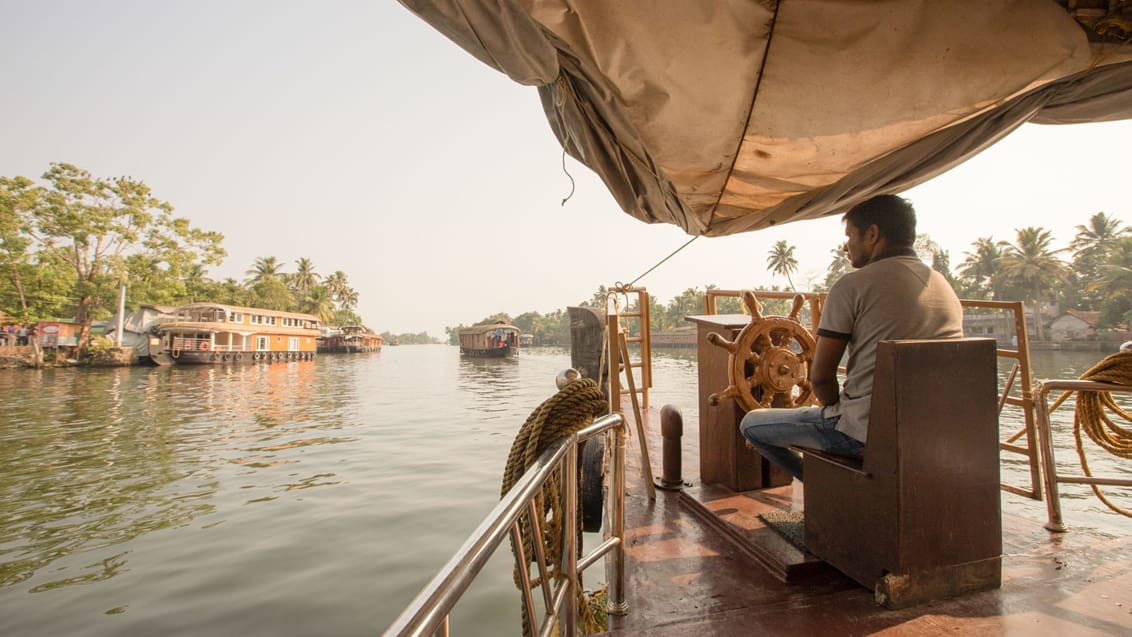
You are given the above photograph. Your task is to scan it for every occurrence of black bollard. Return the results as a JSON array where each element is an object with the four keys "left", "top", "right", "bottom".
[{"left": 655, "top": 404, "right": 685, "bottom": 491}]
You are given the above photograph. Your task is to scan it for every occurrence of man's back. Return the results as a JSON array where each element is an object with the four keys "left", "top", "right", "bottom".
[{"left": 819, "top": 255, "right": 963, "bottom": 441}]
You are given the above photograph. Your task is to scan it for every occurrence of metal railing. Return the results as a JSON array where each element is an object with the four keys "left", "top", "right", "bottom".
[
  {"left": 1033, "top": 379, "right": 1132, "bottom": 532},
  {"left": 384, "top": 413, "right": 628, "bottom": 637}
]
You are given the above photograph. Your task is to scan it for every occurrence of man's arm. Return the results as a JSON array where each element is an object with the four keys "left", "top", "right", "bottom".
[{"left": 810, "top": 334, "right": 848, "bottom": 406}]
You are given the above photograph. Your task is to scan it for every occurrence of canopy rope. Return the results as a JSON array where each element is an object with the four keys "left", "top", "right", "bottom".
[
  {"left": 1072, "top": 350, "right": 1132, "bottom": 517},
  {"left": 501, "top": 378, "right": 608, "bottom": 636}
]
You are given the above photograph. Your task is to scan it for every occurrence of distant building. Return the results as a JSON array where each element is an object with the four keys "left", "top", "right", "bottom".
[{"left": 1049, "top": 310, "right": 1100, "bottom": 341}]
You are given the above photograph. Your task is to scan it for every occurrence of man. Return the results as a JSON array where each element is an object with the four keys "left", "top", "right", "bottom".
[{"left": 740, "top": 194, "right": 964, "bottom": 481}]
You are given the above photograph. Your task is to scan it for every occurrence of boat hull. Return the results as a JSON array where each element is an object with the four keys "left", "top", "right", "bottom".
[{"left": 460, "top": 345, "right": 515, "bottom": 358}]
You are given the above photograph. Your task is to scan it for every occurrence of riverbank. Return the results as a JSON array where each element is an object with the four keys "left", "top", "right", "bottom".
[{"left": 0, "top": 345, "right": 133, "bottom": 368}]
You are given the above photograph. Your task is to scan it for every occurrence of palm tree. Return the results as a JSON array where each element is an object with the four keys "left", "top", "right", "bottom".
[
  {"left": 1093, "top": 236, "right": 1132, "bottom": 327},
  {"left": 291, "top": 257, "right": 319, "bottom": 297},
  {"left": 301, "top": 285, "right": 337, "bottom": 325},
  {"left": 821, "top": 245, "right": 851, "bottom": 291},
  {"left": 998, "top": 227, "right": 1068, "bottom": 341},
  {"left": 959, "top": 237, "right": 1006, "bottom": 299},
  {"left": 338, "top": 287, "right": 359, "bottom": 310},
  {"left": 323, "top": 270, "right": 350, "bottom": 306},
  {"left": 1070, "top": 212, "right": 1129, "bottom": 309},
  {"left": 1071, "top": 211, "right": 1128, "bottom": 260},
  {"left": 766, "top": 240, "right": 798, "bottom": 291},
  {"left": 245, "top": 256, "right": 282, "bottom": 285}
]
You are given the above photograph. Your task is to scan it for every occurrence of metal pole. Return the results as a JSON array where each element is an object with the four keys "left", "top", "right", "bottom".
[
  {"left": 656, "top": 404, "right": 684, "bottom": 490},
  {"left": 115, "top": 283, "right": 126, "bottom": 345},
  {"left": 562, "top": 436, "right": 579, "bottom": 637},
  {"left": 606, "top": 425, "right": 629, "bottom": 615}
]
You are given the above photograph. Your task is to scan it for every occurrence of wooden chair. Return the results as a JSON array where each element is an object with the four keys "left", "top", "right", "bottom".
[{"left": 802, "top": 338, "right": 1001, "bottom": 609}]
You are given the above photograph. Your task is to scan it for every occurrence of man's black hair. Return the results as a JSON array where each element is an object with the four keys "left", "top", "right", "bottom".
[{"left": 843, "top": 194, "right": 916, "bottom": 247}]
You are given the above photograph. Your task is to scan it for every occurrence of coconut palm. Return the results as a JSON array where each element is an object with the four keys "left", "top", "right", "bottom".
[
  {"left": 998, "top": 227, "right": 1068, "bottom": 341},
  {"left": 301, "top": 285, "right": 337, "bottom": 325},
  {"left": 821, "top": 245, "right": 852, "bottom": 290},
  {"left": 291, "top": 257, "right": 319, "bottom": 297},
  {"left": 959, "top": 237, "right": 1007, "bottom": 299},
  {"left": 1092, "top": 236, "right": 1132, "bottom": 327},
  {"left": 245, "top": 256, "right": 282, "bottom": 285},
  {"left": 766, "top": 240, "right": 798, "bottom": 291},
  {"left": 323, "top": 270, "right": 349, "bottom": 306},
  {"left": 1071, "top": 211, "right": 1128, "bottom": 260}
]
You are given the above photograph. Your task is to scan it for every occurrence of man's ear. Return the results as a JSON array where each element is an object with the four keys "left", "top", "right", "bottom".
[{"left": 865, "top": 224, "right": 880, "bottom": 243}]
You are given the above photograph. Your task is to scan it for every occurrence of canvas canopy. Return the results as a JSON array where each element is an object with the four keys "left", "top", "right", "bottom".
[{"left": 399, "top": 0, "right": 1132, "bottom": 237}]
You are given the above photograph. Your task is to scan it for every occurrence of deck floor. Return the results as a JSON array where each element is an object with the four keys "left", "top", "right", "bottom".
[{"left": 598, "top": 401, "right": 1132, "bottom": 636}]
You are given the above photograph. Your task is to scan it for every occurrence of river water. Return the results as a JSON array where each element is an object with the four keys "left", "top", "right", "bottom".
[{"left": 1, "top": 345, "right": 1128, "bottom": 636}]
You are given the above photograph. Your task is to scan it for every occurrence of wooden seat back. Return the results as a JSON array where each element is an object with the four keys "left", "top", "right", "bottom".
[{"left": 803, "top": 338, "right": 1001, "bottom": 608}]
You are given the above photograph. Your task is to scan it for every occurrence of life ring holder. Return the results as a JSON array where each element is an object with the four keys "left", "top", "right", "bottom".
[{"left": 198, "top": 341, "right": 211, "bottom": 351}]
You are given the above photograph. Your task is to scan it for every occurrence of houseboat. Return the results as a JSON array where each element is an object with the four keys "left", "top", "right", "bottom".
[
  {"left": 149, "top": 303, "right": 320, "bottom": 364},
  {"left": 458, "top": 321, "right": 520, "bottom": 358},
  {"left": 318, "top": 325, "right": 383, "bottom": 353}
]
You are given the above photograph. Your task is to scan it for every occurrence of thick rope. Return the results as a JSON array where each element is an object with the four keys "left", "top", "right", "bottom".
[
  {"left": 1073, "top": 351, "right": 1132, "bottom": 517},
  {"left": 501, "top": 379, "right": 608, "bottom": 636}
]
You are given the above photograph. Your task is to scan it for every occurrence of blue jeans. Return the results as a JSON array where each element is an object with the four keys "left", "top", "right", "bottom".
[{"left": 738, "top": 406, "right": 864, "bottom": 482}]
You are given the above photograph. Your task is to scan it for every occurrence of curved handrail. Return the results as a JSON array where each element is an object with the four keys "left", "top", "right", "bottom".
[{"left": 384, "top": 412, "right": 627, "bottom": 637}]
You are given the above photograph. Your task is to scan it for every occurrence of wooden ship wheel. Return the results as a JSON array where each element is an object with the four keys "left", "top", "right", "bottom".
[{"left": 706, "top": 290, "right": 817, "bottom": 412}]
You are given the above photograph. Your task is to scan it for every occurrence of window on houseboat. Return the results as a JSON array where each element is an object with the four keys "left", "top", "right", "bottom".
[
  {"left": 251, "top": 315, "right": 264, "bottom": 325},
  {"left": 228, "top": 312, "right": 243, "bottom": 323},
  {"left": 256, "top": 336, "right": 269, "bottom": 351},
  {"left": 288, "top": 337, "right": 299, "bottom": 351},
  {"left": 266, "top": 316, "right": 277, "bottom": 326}
]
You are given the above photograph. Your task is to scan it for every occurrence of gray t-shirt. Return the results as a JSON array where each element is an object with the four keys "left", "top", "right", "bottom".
[{"left": 817, "top": 255, "right": 963, "bottom": 442}]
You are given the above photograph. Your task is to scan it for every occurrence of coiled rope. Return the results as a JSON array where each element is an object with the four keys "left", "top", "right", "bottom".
[
  {"left": 501, "top": 378, "right": 608, "bottom": 636},
  {"left": 1073, "top": 351, "right": 1132, "bottom": 517}
]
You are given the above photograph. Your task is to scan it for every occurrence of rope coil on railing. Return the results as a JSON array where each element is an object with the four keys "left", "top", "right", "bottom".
[
  {"left": 1073, "top": 351, "right": 1132, "bottom": 517},
  {"left": 501, "top": 378, "right": 608, "bottom": 636}
]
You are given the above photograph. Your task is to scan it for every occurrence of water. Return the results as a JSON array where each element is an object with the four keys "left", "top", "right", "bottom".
[{"left": 0, "top": 345, "right": 1128, "bottom": 636}]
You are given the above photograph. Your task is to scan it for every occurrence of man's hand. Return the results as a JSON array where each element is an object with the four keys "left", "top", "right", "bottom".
[{"left": 811, "top": 335, "right": 848, "bottom": 406}]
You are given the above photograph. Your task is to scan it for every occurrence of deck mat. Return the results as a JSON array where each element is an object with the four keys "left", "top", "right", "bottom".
[{"left": 758, "top": 511, "right": 806, "bottom": 551}]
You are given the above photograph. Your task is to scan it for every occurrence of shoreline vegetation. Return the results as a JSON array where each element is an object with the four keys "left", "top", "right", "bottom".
[{"left": 4, "top": 164, "right": 1130, "bottom": 365}]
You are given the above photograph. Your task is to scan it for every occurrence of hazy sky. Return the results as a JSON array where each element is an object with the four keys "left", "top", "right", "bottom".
[{"left": 3, "top": 2, "right": 1130, "bottom": 338}]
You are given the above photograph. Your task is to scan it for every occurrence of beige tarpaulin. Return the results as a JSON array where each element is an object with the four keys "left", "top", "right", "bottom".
[{"left": 398, "top": 0, "right": 1132, "bottom": 236}]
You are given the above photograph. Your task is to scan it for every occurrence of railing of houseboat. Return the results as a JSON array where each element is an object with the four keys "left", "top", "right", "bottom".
[{"left": 384, "top": 412, "right": 628, "bottom": 637}]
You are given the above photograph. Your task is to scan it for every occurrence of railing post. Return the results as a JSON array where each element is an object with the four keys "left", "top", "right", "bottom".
[
  {"left": 606, "top": 425, "right": 629, "bottom": 615},
  {"left": 562, "top": 436, "right": 579, "bottom": 637}
]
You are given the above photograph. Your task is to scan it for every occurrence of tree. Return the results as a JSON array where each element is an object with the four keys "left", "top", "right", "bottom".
[
  {"left": 299, "top": 285, "right": 336, "bottom": 324},
  {"left": 10, "top": 163, "right": 224, "bottom": 350},
  {"left": 998, "top": 227, "right": 1068, "bottom": 341},
  {"left": 247, "top": 278, "right": 294, "bottom": 312},
  {"left": 1093, "top": 236, "right": 1132, "bottom": 328},
  {"left": 665, "top": 287, "right": 703, "bottom": 327},
  {"left": 1071, "top": 211, "right": 1128, "bottom": 259},
  {"left": 958, "top": 237, "right": 1006, "bottom": 300},
  {"left": 820, "top": 245, "right": 852, "bottom": 291},
  {"left": 766, "top": 240, "right": 798, "bottom": 291},
  {"left": 291, "top": 257, "right": 320, "bottom": 298},
  {"left": 246, "top": 256, "right": 283, "bottom": 285},
  {"left": 1070, "top": 212, "right": 1129, "bottom": 310}
]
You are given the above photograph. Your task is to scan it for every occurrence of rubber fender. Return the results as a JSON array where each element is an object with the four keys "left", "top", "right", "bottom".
[{"left": 580, "top": 435, "right": 606, "bottom": 533}]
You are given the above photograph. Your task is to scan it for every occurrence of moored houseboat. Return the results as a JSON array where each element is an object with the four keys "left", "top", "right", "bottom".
[
  {"left": 458, "top": 321, "right": 520, "bottom": 358},
  {"left": 318, "top": 325, "right": 383, "bottom": 353},
  {"left": 149, "top": 303, "right": 320, "bottom": 364}
]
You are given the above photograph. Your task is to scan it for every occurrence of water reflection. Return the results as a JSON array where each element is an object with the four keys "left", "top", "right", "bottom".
[{"left": 0, "top": 360, "right": 355, "bottom": 594}]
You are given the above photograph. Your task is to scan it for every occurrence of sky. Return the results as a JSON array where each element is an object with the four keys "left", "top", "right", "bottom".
[{"left": 2, "top": 2, "right": 1130, "bottom": 338}]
